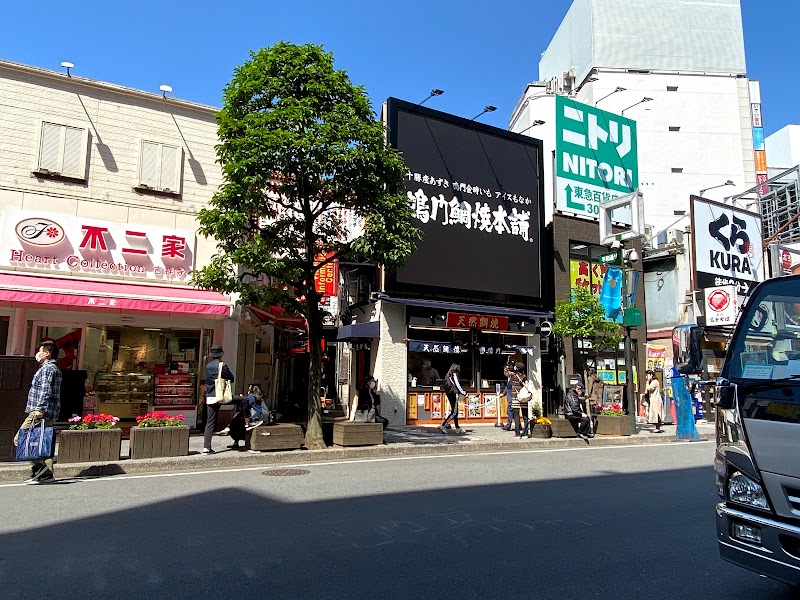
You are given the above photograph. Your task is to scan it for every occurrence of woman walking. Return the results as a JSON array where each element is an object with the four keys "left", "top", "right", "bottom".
[
  {"left": 643, "top": 369, "right": 665, "bottom": 433},
  {"left": 439, "top": 363, "right": 467, "bottom": 435}
]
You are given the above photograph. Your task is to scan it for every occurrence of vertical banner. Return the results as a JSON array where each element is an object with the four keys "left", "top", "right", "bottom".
[{"left": 750, "top": 81, "right": 768, "bottom": 196}]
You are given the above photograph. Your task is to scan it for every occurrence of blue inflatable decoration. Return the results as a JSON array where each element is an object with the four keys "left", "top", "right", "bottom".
[
  {"left": 670, "top": 366, "right": 701, "bottom": 440},
  {"left": 599, "top": 266, "right": 623, "bottom": 321}
]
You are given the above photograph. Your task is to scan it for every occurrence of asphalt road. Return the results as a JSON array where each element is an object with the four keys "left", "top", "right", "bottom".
[{"left": 0, "top": 441, "right": 794, "bottom": 600}]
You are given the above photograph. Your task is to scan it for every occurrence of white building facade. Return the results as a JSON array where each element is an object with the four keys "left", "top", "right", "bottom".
[
  {"left": 0, "top": 60, "right": 239, "bottom": 428},
  {"left": 509, "top": 0, "right": 763, "bottom": 379}
]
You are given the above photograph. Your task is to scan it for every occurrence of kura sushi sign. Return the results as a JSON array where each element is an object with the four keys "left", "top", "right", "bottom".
[{"left": 704, "top": 285, "right": 738, "bottom": 326}]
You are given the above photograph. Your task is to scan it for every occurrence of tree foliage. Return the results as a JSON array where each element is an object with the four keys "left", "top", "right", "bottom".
[
  {"left": 552, "top": 286, "right": 622, "bottom": 353},
  {"left": 192, "top": 42, "right": 421, "bottom": 448}
]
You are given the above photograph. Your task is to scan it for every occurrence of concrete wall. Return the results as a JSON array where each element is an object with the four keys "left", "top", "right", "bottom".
[{"left": 375, "top": 301, "right": 407, "bottom": 424}]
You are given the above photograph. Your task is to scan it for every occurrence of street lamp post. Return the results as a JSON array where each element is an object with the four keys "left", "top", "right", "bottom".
[
  {"left": 517, "top": 119, "right": 546, "bottom": 135},
  {"left": 417, "top": 89, "right": 444, "bottom": 106},
  {"left": 621, "top": 97, "right": 653, "bottom": 116},
  {"left": 595, "top": 86, "right": 626, "bottom": 107},
  {"left": 471, "top": 105, "right": 497, "bottom": 121},
  {"left": 699, "top": 180, "right": 735, "bottom": 196}
]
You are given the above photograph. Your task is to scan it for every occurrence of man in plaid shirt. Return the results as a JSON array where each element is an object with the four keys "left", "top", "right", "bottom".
[{"left": 15, "top": 340, "right": 62, "bottom": 483}]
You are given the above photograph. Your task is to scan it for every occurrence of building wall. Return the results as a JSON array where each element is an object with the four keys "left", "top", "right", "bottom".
[
  {"left": 766, "top": 125, "right": 800, "bottom": 171},
  {"left": 375, "top": 300, "right": 407, "bottom": 424},
  {"left": 552, "top": 213, "right": 647, "bottom": 392},
  {"left": 540, "top": 0, "right": 746, "bottom": 84},
  {"left": 0, "top": 61, "right": 222, "bottom": 271}
]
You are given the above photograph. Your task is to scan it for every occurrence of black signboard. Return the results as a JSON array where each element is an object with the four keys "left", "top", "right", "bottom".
[{"left": 385, "top": 98, "right": 548, "bottom": 310}]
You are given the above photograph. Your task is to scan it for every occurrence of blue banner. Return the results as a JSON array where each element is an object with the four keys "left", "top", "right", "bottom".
[{"left": 599, "top": 266, "right": 622, "bottom": 321}]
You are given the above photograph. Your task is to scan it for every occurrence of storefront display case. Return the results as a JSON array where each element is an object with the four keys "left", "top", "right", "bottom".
[
  {"left": 95, "top": 372, "right": 153, "bottom": 421},
  {"left": 153, "top": 373, "right": 198, "bottom": 427}
]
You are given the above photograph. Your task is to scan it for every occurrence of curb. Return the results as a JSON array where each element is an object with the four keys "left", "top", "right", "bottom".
[{"left": 0, "top": 432, "right": 714, "bottom": 483}]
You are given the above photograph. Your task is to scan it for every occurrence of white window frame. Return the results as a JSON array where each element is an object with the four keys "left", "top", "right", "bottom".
[
  {"left": 34, "top": 120, "right": 90, "bottom": 180},
  {"left": 135, "top": 140, "right": 184, "bottom": 196}
]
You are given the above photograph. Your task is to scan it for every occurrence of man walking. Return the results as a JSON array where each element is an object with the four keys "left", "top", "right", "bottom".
[
  {"left": 564, "top": 382, "right": 592, "bottom": 441},
  {"left": 15, "top": 340, "right": 62, "bottom": 483}
]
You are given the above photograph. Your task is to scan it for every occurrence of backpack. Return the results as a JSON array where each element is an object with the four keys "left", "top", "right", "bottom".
[{"left": 443, "top": 375, "right": 455, "bottom": 395}]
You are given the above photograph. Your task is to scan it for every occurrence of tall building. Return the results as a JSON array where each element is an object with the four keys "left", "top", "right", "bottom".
[{"left": 509, "top": 0, "right": 762, "bottom": 404}]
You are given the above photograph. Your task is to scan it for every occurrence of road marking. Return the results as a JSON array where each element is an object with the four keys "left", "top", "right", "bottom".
[{"left": 0, "top": 440, "right": 711, "bottom": 488}]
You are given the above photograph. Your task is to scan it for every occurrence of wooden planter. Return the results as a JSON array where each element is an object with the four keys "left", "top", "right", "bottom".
[
  {"left": 530, "top": 423, "right": 553, "bottom": 439},
  {"left": 595, "top": 415, "right": 634, "bottom": 436},
  {"left": 58, "top": 429, "right": 122, "bottom": 463},
  {"left": 249, "top": 424, "right": 305, "bottom": 451},
  {"left": 333, "top": 422, "right": 383, "bottom": 447},
  {"left": 129, "top": 426, "right": 190, "bottom": 459}
]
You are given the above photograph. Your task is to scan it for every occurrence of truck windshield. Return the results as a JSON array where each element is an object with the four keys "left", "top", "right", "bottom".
[{"left": 727, "top": 277, "right": 800, "bottom": 380}]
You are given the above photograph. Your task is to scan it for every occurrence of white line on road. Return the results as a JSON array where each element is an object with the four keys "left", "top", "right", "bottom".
[{"left": 0, "top": 440, "right": 711, "bottom": 488}]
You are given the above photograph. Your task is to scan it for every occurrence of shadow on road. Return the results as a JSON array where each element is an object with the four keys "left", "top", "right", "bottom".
[{"left": 0, "top": 465, "right": 794, "bottom": 600}]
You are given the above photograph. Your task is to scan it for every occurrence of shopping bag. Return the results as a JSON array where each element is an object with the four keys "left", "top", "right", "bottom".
[
  {"left": 354, "top": 409, "right": 376, "bottom": 423},
  {"left": 215, "top": 361, "right": 233, "bottom": 404},
  {"left": 15, "top": 419, "right": 54, "bottom": 462}
]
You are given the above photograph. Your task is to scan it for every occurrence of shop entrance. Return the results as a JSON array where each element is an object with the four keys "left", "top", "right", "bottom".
[{"left": 31, "top": 322, "right": 87, "bottom": 421}]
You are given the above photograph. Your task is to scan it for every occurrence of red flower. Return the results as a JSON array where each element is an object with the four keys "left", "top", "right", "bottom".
[{"left": 46, "top": 226, "right": 60, "bottom": 238}]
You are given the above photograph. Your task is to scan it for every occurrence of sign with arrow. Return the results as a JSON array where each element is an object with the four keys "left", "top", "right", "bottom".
[{"left": 555, "top": 96, "right": 638, "bottom": 225}]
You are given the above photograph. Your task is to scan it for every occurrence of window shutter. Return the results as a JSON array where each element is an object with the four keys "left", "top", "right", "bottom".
[
  {"left": 39, "top": 122, "right": 62, "bottom": 172},
  {"left": 61, "top": 126, "right": 86, "bottom": 177},
  {"left": 140, "top": 141, "right": 160, "bottom": 188},
  {"left": 159, "top": 144, "right": 181, "bottom": 192}
]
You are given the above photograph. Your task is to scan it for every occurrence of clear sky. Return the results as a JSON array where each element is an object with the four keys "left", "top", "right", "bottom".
[{"left": 0, "top": 0, "right": 796, "bottom": 136}]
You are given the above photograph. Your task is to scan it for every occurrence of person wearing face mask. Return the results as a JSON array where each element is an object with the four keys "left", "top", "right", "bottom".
[
  {"left": 357, "top": 375, "right": 389, "bottom": 430},
  {"left": 15, "top": 340, "right": 62, "bottom": 483}
]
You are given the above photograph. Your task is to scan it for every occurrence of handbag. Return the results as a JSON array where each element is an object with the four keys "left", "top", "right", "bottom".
[
  {"left": 354, "top": 409, "right": 376, "bottom": 423},
  {"left": 215, "top": 361, "right": 234, "bottom": 404},
  {"left": 517, "top": 380, "right": 534, "bottom": 402},
  {"left": 16, "top": 419, "right": 54, "bottom": 462}
]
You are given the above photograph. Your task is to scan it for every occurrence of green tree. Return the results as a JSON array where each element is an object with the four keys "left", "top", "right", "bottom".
[
  {"left": 552, "top": 286, "right": 622, "bottom": 354},
  {"left": 192, "top": 43, "right": 421, "bottom": 449}
]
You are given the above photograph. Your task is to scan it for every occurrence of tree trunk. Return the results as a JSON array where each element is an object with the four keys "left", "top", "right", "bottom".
[{"left": 305, "top": 291, "right": 326, "bottom": 449}]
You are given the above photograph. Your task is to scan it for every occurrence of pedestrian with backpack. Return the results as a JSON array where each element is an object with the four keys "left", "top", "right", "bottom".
[{"left": 439, "top": 363, "right": 467, "bottom": 435}]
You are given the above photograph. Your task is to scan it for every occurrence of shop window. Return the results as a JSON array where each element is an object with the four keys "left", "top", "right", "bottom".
[
  {"left": 35, "top": 121, "right": 89, "bottom": 180},
  {"left": 136, "top": 140, "right": 183, "bottom": 195}
]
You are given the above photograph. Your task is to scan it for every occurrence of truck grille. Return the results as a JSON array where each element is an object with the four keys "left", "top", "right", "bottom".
[{"left": 787, "top": 487, "right": 800, "bottom": 513}]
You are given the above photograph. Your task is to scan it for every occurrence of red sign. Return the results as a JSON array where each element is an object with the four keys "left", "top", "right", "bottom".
[
  {"left": 782, "top": 249, "right": 792, "bottom": 270},
  {"left": 445, "top": 312, "right": 509, "bottom": 331},
  {"left": 707, "top": 289, "right": 731, "bottom": 312},
  {"left": 313, "top": 254, "right": 339, "bottom": 297}
]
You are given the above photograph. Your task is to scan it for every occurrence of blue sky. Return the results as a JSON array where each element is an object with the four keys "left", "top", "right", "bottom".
[{"left": 0, "top": 1, "right": 796, "bottom": 136}]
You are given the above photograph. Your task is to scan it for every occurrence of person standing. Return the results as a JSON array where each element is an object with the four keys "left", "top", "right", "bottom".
[
  {"left": 202, "top": 345, "right": 234, "bottom": 455},
  {"left": 501, "top": 361, "right": 515, "bottom": 431},
  {"left": 642, "top": 369, "right": 665, "bottom": 433},
  {"left": 15, "top": 340, "right": 62, "bottom": 483},
  {"left": 564, "top": 382, "right": 592, "bottom": 441},
  {"left": 510, "top": 363, "right": 531, "bottom": 438},
  {"left": 439, "top": 363, "right": 467, "bottom": 435},
  {"left": 417, "top": 359, "right": 441, "bottom": 386}
]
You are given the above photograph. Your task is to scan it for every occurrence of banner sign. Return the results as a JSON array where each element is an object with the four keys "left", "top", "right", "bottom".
[
  {"left": 555, "top": 96, "right": 637, "bottom": 225},
  {"left": 445, "top": 312, "right": 509, "bottom": 331},
  {"left": 704, "top": 286, "right": 738, "bottom": 326},
  {"left": 408, "top": 340, "right": 464, "bottom": 354},
  {"left": 691, "top": 197, "right": 763, "bottom": 296},
  {"left": 313, "top": 253, "right": 339, "bottom": 297},
  {"left": 0, "top": 208, "right": 196, "bottom": 282}
]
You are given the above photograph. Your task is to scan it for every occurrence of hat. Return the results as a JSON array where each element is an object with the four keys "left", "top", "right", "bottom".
[{"left": 209, "top": 345, "right": 224, "bottom": 358}]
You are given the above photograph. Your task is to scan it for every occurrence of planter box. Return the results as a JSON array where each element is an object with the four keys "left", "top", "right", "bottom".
[
  {"left": 595, "top": 415, "right": 634, "bottom": 436},
  {"left": 249, "top": 424, "right": 305, "bottom": 451},
  {"left": 550, "top": 418, "right": 579, "bottom": 438},
  {"left": 333, "top": 422, "right": 383, "bottom": 447},
  {"left": 129, "top": 426, "right": 190, "bottom": 459},
  {"left": 530, "top": 423, "right": 553, "bottom": 439},
  {"left": 58, "top": 429, "right": 122, "bottom": 463}
]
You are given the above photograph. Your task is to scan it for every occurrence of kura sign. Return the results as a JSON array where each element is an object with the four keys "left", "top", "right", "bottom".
[
  {"left": 0, "top": 208, "right": 196, "bottom": 281},
  {"left": 691, "top": 197, "right": 763, "bottom": 296}
]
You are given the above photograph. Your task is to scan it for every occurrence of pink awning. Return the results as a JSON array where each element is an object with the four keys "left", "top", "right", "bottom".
[{"left": 0, "top": 272, "right": 231, "bottom": 317}]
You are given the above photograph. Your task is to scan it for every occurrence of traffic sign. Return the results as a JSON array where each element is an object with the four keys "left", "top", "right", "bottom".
[{"left": 539, "top": 320, "right": 553, "bottom": 337}]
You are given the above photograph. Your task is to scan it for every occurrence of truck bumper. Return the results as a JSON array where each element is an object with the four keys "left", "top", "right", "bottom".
[{"left": 717, "top": 503, "right": 800, "bottom": 586}]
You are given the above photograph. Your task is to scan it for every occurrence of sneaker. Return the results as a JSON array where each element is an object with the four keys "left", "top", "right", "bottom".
[
  {"left": 245, "top": 420, "right": 263, "bottom": 431},
  {"left": 438, "top": 425, "right": 448, "bottom": 435},
  {"left": 215, "top": 428, "right": 230, "bottom": 436},
  {"left": 202, "top": 448, "right": 215, "bottom": 455},
  {"left": 35, "top": 470, "right": 55, "bottom": 484},
  {"left": 24, "top": 465, "right": 47, "bottom": 484}
]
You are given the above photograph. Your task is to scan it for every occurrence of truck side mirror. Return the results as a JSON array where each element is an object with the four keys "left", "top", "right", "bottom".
[
  {"left": 673, "top": 324, "right": 705, "bottom": 375},
  {"left": 716, "top": 378, "right": 735, "bottom": 410}
]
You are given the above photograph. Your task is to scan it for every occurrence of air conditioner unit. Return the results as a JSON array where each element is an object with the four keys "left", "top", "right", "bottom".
[
  {"left": 546, "top": 78, "right": 558, "bottom": 94},
  {"left": 567, "top": 67, "right": 577, "bottom": 79},
  {"left": 667, "top": 228, "right": 684, "bottom": 246}
]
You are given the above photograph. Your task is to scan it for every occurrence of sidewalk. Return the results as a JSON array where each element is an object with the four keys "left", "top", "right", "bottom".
[{"left": 0, "top": 421, "right": 715, "bottom": 483}]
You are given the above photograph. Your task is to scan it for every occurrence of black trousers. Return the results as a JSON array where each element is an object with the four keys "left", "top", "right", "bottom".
[
  {"left": 567, "top": 415, "right": 591, "bottom": 436},
  {"left": 512, "top": 407, "right": 530, "bottom": 436},
  {"left": 442, "top": 393, "right": 460, "bottom": 429},
  {"left": 204, "top": 403, "right": 220, "bottom": 449}
]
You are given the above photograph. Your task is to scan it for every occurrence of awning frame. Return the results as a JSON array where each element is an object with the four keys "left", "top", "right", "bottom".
[{"left": 374, "top": 293, "right": 552, "bottom": 320}]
